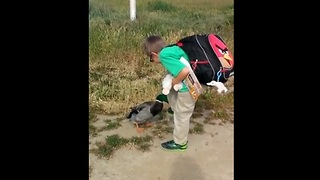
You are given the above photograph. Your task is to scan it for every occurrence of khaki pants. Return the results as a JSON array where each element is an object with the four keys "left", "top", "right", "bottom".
[{"left": 167, "top": 89, "right": 196, "bottom": 145}]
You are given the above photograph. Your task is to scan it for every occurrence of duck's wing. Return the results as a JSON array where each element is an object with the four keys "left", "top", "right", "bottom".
[
  {"left": 134, "top": 101, "right": 154, "bottom": 111},
  {"left": 127, "top": 102, "right": 151, "bottom": 119},
  {"left": 134, "top": 106, "right": 153, "bottom": 124}
]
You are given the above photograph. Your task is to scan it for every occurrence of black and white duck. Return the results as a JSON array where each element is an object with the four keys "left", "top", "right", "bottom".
[{"left": 127, "top": 94, "right": 168, "bottom": 133}]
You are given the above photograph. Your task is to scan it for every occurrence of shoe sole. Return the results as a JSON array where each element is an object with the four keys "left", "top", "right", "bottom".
[
  {"left": 161, "top": 144, "right": 188, "bottom": 152},
  {"left": 161, "top": 147, "right": 187, "bottom": 152}
]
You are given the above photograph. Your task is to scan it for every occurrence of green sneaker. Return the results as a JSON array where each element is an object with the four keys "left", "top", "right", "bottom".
[{"left": 161, "top": 140, "right": 188, "bottom": 152}]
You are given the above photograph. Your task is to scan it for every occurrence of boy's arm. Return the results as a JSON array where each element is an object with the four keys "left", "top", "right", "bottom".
[
  {"left": 172, "top": 67, "right": 189, "bottom": 86},
  {"left": 159, "top": 49, "right": 189, "bottom": 86}
]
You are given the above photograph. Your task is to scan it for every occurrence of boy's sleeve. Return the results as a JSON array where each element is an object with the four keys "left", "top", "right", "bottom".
[{"left": 159, "top": 49, "right": 186, "bottom": 77}]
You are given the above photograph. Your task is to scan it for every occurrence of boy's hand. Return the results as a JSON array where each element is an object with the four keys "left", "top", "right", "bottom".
[{"left": 171, "top": 78, "right": 180, "bottom": 87}]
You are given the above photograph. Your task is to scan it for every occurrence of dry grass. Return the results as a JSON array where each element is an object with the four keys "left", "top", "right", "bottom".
[{"left": 89, "top": 0, "right": 234, "bottom": 119}]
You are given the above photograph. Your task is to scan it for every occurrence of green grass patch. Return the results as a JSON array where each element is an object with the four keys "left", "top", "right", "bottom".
[{"left": 90, "top": 134, "right": 154, "bottom": 159}]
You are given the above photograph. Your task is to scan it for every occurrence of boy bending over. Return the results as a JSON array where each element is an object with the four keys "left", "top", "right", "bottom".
[{"left": 143, "top": 35, "right": 196, "bottom": 152}]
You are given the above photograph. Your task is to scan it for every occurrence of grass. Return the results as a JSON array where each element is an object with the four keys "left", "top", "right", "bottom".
[
  {"left": 90, "top": 134, "right": 154, "bottom": 158},
  {"left": 151, "top": 120, "right": 174, "bottom": 139},
  {"left": 97, "top": 119, "right": 122, "bottom": 132},
  {"left": 190, "top": 122, "right": 205, "bottom": 134},
  {"left": 195, "top": 88, "right": 234, "bottom": 123},
  {"left": 89, "top": 0, "right": 234, "bottom": 116},
  {"left": 130, "top": 135, "right": 153, "bottom": 151},
  {"left": 89, "top": 112, "right": 98, "bottom": 136},
  {"left": 91, "top": 134, "right": 129, "bottom": 158}
]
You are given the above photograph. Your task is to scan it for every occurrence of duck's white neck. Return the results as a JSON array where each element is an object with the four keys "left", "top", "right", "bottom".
[{"left": 155, "top": 100, "right": 163, "bottom": 103}]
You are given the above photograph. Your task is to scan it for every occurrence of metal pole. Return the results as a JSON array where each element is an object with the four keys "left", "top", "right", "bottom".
[{"left": 129, "top": 0, "right": 136, "bottom": 21}]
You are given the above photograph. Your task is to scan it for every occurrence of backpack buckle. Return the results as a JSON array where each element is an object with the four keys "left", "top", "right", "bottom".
[{"left": 192, "top": 59, "right": 198, "bottom": 70}]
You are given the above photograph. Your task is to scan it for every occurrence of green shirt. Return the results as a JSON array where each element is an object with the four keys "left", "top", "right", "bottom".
[{"left": 159, "top": 45, "right": 189, "bottom": 92}]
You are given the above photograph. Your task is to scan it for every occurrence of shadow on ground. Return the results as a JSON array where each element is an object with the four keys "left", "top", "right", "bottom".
[{"left": 169, "top": 156, "right": 204, "bottom": 180}]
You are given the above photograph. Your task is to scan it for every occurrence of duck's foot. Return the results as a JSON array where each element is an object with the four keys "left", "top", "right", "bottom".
[
  {"left": 135, "top": 123, "right": 145, "bottom": 133},
  {"left": 136, "top": 127, "right": 145, "bottom": 133},
  {"left": 144, "top": 122, "right": 153, "bottom": 127}
]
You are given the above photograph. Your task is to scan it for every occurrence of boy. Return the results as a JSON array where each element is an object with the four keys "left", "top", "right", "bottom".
[{"left": 143, "top": 35, "right": 196, "bottom": 152}]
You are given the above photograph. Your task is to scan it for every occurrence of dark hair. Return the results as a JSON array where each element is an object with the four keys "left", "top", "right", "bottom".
[{"left": 142, "top": 35, "right": 166, "bottom": 56}]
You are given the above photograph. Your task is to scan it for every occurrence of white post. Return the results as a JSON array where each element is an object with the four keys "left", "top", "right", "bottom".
[{"left": 129, "top": 0, "right": 136, "bottom": 21}]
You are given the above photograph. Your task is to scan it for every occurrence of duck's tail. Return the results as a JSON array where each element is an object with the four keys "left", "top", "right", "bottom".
[{"left": 127, "top": 107, "right": 138, "bottom": 119}]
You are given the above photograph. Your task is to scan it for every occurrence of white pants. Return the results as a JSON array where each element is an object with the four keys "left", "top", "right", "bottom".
[{"left": 167, "top": 89, "right": 196, "bottom": 145}]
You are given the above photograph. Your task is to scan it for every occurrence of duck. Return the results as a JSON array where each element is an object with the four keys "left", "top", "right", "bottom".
[{"left": 127, "top": 94, "right": 168, "bottom": 133}]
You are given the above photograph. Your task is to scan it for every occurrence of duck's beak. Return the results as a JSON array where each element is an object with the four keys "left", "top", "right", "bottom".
[{"left": 223, "top": 54, "right": 232, "bottom": 61}]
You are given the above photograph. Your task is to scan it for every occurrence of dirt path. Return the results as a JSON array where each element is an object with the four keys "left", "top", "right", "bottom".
[{"left": 89, "top": 115, "right": 234, "bottom": 180}]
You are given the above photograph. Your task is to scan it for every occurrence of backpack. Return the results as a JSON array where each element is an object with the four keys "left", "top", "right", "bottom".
[{"left": 172, "top": 34, "right": 234, "bottom": 85}]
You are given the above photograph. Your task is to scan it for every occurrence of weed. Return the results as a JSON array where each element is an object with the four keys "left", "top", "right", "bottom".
[
  {"left": 130, "top": 135, "right": 153, "bottom": 151},
  {"left": 91, "top": 134, "right": 129, "bottom": 158},
  {"left": 90, "top": 134, "right": 154, "bottom": 158},
  {"left": 190, "top": 122, "right": 205, "bottom": 134},
  {"left": 106, "top": 134, "right": 129, "bottom": 147}
]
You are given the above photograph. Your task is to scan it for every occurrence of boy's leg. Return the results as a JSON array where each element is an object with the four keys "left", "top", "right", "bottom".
[
  {"left": 173, "top": 92, "right": 195, "bottom": 145},
  {"left": 161, "top": 91, "right": 195, "bottom": 151},
  {"left": 167, "top": 89, "right": 178, "bottom": 112}
]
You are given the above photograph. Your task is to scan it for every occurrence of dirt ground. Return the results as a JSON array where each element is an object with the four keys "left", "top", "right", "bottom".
[{"left": 89, "top": 114, "right": 234, "bottom": 180}]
